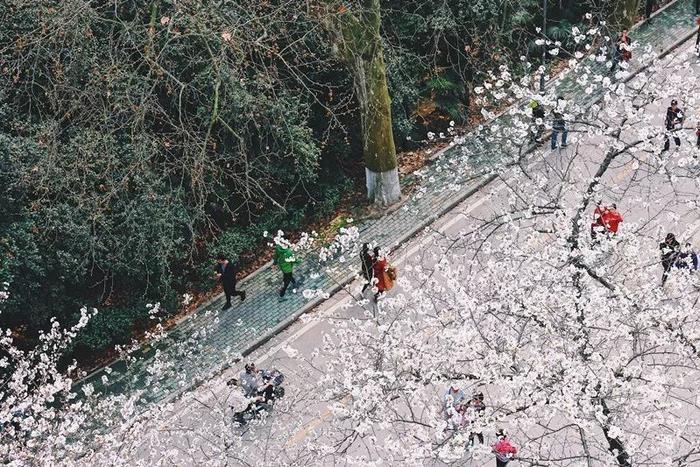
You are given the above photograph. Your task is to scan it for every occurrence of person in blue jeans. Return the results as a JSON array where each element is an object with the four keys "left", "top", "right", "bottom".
[{"left": 551, "top": 96, "right": 568, "bottom": 150}]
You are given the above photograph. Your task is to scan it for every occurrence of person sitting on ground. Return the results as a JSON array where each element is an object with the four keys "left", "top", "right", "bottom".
[
  {"left": 227, "top": 377, "right": 264, "bottom": 421},
  {"left": 492, "top": 429, "right": 518, "bottom": 467},
  {"left": 675, "top": 243, "right": 699, "bottom": 271},
  {"left": 660, "top": 233, "right": 681, "bottom": 285},
  {"left": 240, "top": 363, "right": 275, "bottom": 403}
]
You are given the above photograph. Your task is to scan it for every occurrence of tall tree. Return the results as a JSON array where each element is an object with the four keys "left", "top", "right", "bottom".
[{"left": 323, "top": 0, "right": 402, "bottom": 206}]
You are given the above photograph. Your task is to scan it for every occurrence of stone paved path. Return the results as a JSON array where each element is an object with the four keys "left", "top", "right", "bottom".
[{"left": 77, "top": 0, "right": 699, "bottom": 407}]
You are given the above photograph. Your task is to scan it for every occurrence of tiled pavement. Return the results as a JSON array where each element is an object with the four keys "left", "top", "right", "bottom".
[{"left": 77, "top": 0, "right": 699, "bottom": 407}]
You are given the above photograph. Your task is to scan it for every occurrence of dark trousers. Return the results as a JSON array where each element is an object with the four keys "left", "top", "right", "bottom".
[
  {"left": 361, "top": 271, "right": 373, "bottom": 292},
  {"left": 224, "top": 283, "right": 244, "bottom": 306},
  {"left": 663, "top": 134, "right": 681, "bottom": 151},
  {"left": 551, "top": 125, "right": 568, "bottom": 149},
  {"left": 496, "top": 459, "right": 509, "bottom": 467},
  {"left": 259, "top": 384, "right": 275, "bottom": 403},
  {"left": 280, "top": 272, "right": 296, "bottom": 297},
  {"left": 696, "top": 0, "right": 700, "bottom": 14},
  {"left": 662, "top": 260, "right": 674, "bottom": 285}
]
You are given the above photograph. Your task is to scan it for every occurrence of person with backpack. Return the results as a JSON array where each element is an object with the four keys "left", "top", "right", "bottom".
[
  {"left": 660, "top": 233, "right": 681, "bottom": 286},
  {"left": 492, "top": 430, "right": 518, "bottom": 467},
  {"left": 273, "top": 240, "right": 298, "bottom": 300},
  {"left": 215, "top": 253, "right": 246, "bottom": 311},
  {"left": 360, "top": 243, "right": 374, "bottom": 293},
  {"left": 371, "top": 247, "right": 396, "bottom": 301},
  {"left": 663, "top": 99, "right": 684, "bottom": 152}
]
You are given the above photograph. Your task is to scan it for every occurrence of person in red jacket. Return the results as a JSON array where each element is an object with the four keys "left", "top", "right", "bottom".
[
  {"left": 591, "top": 202, "right": 623, "bottom": 240},
  {"left": 601, "top": 203, "right": 623, "bottom": 234},
  {"left": 372, "top": 247, "right": 388, "bottom": 301},
  {"left": 492, "top": 429, "right": 517, "bottom": 467}
]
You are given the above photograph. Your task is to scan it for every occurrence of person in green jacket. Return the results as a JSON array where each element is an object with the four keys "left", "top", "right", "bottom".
[{"left": 273, "top": 241, "right": 298, "bottom": 299}]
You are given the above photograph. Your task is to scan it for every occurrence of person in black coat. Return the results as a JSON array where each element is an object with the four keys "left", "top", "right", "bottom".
[
  {"left": 215, "top": 253, "right": 246, "bottom": 310},
  {"left": 360, "top": 243, "right": 374, "bottom": 293},
  {"left": 660, "top": 233, "right": 681, "bottom": 286},
  {"left": 663, "top": 100, "right": 683, "bottom": 152}
]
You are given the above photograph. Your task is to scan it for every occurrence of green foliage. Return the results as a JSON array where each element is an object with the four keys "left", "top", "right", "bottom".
[
  {"left": 0, "top": 0, "right": 622, "bottom": 363},
  {"left": 72, "top": 307, "right": 142, "bottom": 355}
]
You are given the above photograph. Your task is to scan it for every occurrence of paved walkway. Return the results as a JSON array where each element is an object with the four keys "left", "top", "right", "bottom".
[{"left": 77, "top": 0, "right": 699, "bottom": 407}]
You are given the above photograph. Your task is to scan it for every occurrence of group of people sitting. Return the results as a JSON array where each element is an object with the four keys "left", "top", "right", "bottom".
[
  {"left": 228, "top": 363, "right": 285, "bottom": 424},
  {"left": 359, "top": 243, "right": 397, "bottom": 300}
]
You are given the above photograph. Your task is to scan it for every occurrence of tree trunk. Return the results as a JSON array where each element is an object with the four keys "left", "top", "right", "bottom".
[{"left": 337, "top": 0, "right": 401, "bottom": 206}]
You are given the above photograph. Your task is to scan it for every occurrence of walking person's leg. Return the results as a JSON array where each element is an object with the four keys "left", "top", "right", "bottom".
[
  {"left": 663, "top": 134, "right": 670, "bottom": 151},
  {"left": 362, "top": 276, "right": 370, "bottom": 293},
  {"left": 223, "top": 288, "right": 232, "bottom": 309},
  {"left": 561, "top": 127, "right": 568, "bottom": 147},
  {"left": 662, "top": 264, "right": 671, "bottom": 286},
  {"left": 233, "top": 286, "right": 246, "bottom": 302},
  {"left": 674, "top": 135, "right": 681, "bottom": 147},
  {"left": 551, "top": 129, "right": 559, "bottom": 150},
  {"left": 280, "top": 272, "right": 293, "bottom": 297}
]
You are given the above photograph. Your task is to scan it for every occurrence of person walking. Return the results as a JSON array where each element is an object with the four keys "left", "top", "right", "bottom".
[
  {"left": 372, "top": 247, "right": 388, "bottom": 301},
  {"left": 660, "top": 233, "right": 681, "bottom": 286},
  {"left": 360, "top": 243, "right": 374, "bottom": 293},
  {"left": 215, "top": 254, "right": 245, "bottom": 311},
  {"left": 662, "top": 99, "right": 684, "bottom": 152},
  {"left": 529, "top": 99, "right": 546, "bottom": 143},
  {"left": 551, "top": 96, "right": 568, "bottom": 150},
  {"left": 273, "top": 240, "right": 298, "bottom": 300},
  {"left": 444, "top": 384, "right": 467, "bottom": 429},
  {"left": 492, "top": 430, "right": 517, "bottom": 467},
  {"left": 610, "top": 29, "right": 632, "bottom": 73}
]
